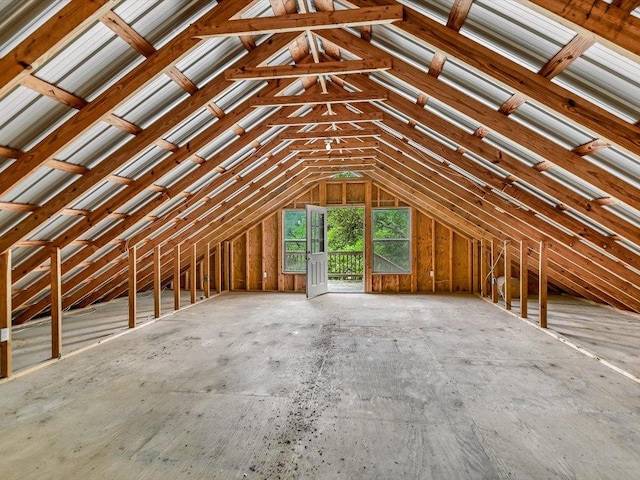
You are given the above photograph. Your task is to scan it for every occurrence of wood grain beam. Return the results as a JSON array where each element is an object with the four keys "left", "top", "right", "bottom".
[
  {"left": 537, "top": 35, "right": 594, "bottom": 79},
  {"left": 0, "top": 0, "right": 253, "bottom": 200},
  {"left": 268, "top": 111, "right": 383, "bottom": 126},
  {"left": 0, "top": 251, "right": 11, "bottom": 378},
  {"left": 226, "top": 57, "right": 392, "bottom": 80},
  {"left": 345, "top": 0, "right": 640, "bottom": 160},
  {"left": 522, "top": 0, "right": 640, "bottom": 59},
  {"left": 0, "top": 0, "right": 121, "bottom": 99},
  {"left": 289, "top": 140, "right": 379, "bottom": 151},
  {"left": 251, "top": 89, "right": 387, "bottom": 107},
  {"left": 51, "top": 247, "right": 62, "bottom": 358},
  {"left": 19, "top": 75, "right": 88, "bottom": 109},
  {"left": 196, "top": 5, "right": 404, "bottom": 37},
  {"left": 447, "top": 0, "right": 474, "bottom": 31},
  {"left": 279, "top": 128, "right": 380, "bottom": 140}
]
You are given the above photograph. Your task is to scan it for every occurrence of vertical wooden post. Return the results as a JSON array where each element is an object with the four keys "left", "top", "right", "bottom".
[
  {"left": 153, "top": 245, "right": 161, "bottom": 318},
  {"left": 261, "top": 222, "right": 266, "bottom": 292},
  {"left": 520, "top": 240, "right": 528, "bottom": 319},
  {"left": 411, "top": 207, "right": 418, "bottom": 293},
  {"left": 245, "top": 232, "right": 250, "bottom": 291},
  {"left": 480, "top": 239, "right": 487, "bottom": 297},
  {"left": 198, "top": 262, "right": 204, "bottom": 290},
  {"left": 128, "top": 245, "right": 137, "bottom": 328},
  {"left": 174, "top": 245, "right": 181, "bottom": 311},
  {"left": 470, "top": 240, "right": 476, "bottom": 294},
  {"left": 0, "top": 250, "right": 11, "bottom": 378},
  {"left": 491, "top": 239, "right": 499, "bottom": 303},
  {"left": 223, "top": 241, "right": 231, "bottom": 291},
  {"left": 51, "top": 247, "right": 63, "bottom": 357},
  {"left": 230, "top": 239, "right": 235, "bottom": 291},
  {"left": 539, "top": 240, "right": 548, "bottom": 328},
  {"left": 431, "top": 218, "right": 437, "bottom": 293},
  {"left": 203, "top": 243, "right": 211, "bottom": 298},
  {"left": 448, "top": 229, "right": 454, "bottom": 292},
  {"left": 277, "top": 212, "right": 284, "bottom": 291},
  {"left": 216, "top": 242, "right": 222, "bottom": 293},
  {"left": 364, "top": 181, "right": 373, "bottom": 293},
  {"left": 504, "top": 240, "right": 511, "bottom": 310},
  {"left": 190, "top": 244, "right": 197, "bottom": 304}
]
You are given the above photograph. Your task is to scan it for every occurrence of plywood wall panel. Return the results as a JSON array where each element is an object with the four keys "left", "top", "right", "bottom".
[
  {"left": 232, "top": 236, "right": 246, "bottom": 290},
  {"left": 434, "top": 223, "right": 451, "bottom": 292},
  {"left": 247, "top": 226, "right": 262, "bottom": 290},
  {"left": 263, "top": 214, "right": 279, "bottom": 290},
  {"left": 452, "top": 233, "right": 469, "bottom": 292}
]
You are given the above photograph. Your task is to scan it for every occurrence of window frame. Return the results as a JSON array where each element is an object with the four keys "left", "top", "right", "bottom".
[
  {"left": 371, "top": 207, "right": 412, "bottom": 274},
  {"left": 282, "top": 209, "right": 307, "bottom": 274}
]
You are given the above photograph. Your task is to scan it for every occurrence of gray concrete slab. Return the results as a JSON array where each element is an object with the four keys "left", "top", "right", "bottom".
[{"left": 1, "top": 292, "right": 640, "bottom": 479}]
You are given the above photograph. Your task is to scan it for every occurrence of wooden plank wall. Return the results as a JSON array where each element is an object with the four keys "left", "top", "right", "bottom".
[{"left": 225, "top": 179, "right": 478, "bottom": 294}]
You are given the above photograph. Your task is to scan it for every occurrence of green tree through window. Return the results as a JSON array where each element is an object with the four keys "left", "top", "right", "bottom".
[
  {"left": 372, "top": 208, "right": 411, "bottom": 273},
  {"left": 283, "top": 210, "right": 306, "bottom": 272}
]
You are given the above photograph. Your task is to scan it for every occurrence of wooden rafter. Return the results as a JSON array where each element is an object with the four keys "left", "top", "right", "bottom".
[
  {"left": 0, "top": 0, "right": 122, "bottom": 99},
  {"left": 0, "top": 0, "right": 255, "bottom": 200},
  {"left": 225, "top": 57, "right": 392, "bottom": 80},
  {"left": 345, "top": 0, "right": 640, "bottom": 159},
  {"left": 447, "top": 0, "right": 474, "bottom": 31},
  {"left": 523, "top": 0, "right": 640, "bottom": 59},
  {"left": 268, "top": 111, "right": 383, "bottom": 126},
  {"left": 279, "top": 128, "right": 380, "bottom": 140},
  {"left": 289, "top": 140, "right": 379, "bottom": 151},
  {"left": 537, "top": 35, "right": 594, "bottom": 79},
  {"left": 250, "top": 89, "right": 387, "bottom": 107},
  {"left": 195, "top": 5, "right": 403, "bottom": 38}
]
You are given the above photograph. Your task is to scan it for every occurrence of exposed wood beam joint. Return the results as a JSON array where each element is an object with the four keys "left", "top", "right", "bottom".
[
  {"left": 498, "top": 93, "right": 526, "bottom": 116},
  {"left": 538, "top": 34, "right": 594, "bottom": 79},
  {"left": 251, "top": 89, "right": 387, "bottom": 107},
  {"left": 571, "top": 138, "right": 611, "bottom": 156},
  {"left": 268, "top": 111, "right": 383, "bottom": 126},
  {"left": 195, "top": 5, "right": 404, "bottom": 38},
  {"left": 447, "top": 0, "right": 474, "bottom": 31},
  {"left": 19, "top": 75, "right": 88, "bottom": 109}
]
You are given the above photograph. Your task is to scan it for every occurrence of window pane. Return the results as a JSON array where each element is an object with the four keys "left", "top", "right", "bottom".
[
  {"left": 372, "top": 208, "right": 411, "bottom": 273},
  {"left": 373, "top": 209, "right": 410, "bottom": 239},
  {"left": 284, "top": 210, "right": 306, "bottom": 272},
  {"left": 373, "top": 240, "right": 410, "bottom": 273}
]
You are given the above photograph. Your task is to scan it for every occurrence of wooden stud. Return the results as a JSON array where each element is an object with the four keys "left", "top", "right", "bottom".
[
  {"left": 174, "top": 245, "right": 181, "bottom": 311},
  {"left": 480, "top": 239, "right": 488, "bottom": 297},
  {"left": 224, "top": 241, "right": 231, "bottom": 291},
  {"left": 203, "top": 243, "right": 211, "bottom": 298},
  {"left": 261, "top": 222, "right": 266, "bottom": 292},
  {"left": 468, "top": 239, "right": 474, "bottom": 293},
  {"left": 153, "top": 245, "right": 161, "bottom": 318},
  {"left": 491, "top": 239, "right": 499, "bottom": 303},
  {"left": 364, "top": 180, "right": 373, "bottom": 293},
  {"left": 190, "top": 244, "right": 197, "bottom": 303},
  {"left": 449, "top": 228, "right": 454, "bottom": 292},
  {"left": 0, "top": 251, "right": 11, "bottom": 378},
  {"left": 245, "top": 232, "right": 250, "bottom": 291},
  {"left": 504, "top": 240, "right": 512, "bottom": 310},
  {"left": 128, "top": 245, "right": 137, "bottom": 328},
  {"left": 539, "top": 240, "right": 548, "bottom": 328},
  {"left": 277, "top": 212, "right": 284, "bottom": 292},
  {"left": 411, "top": 207, "right": 418, "bottom": 293},
  {"left": 431, "top": 217, "right": 437, "bottom": 293},
  {"left": 214, "top": 243, "right": 221, "bottom": 293},
  {"left": 51, "top": 247, "right": 62, "bottom": 358},
  {"left": 520, "top": 240, "right": 528, "bottom": 319}
]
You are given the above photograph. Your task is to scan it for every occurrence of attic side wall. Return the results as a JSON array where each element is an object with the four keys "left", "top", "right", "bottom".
[{"left": 226, "top": 180, "right": 505, "bottom": 294}]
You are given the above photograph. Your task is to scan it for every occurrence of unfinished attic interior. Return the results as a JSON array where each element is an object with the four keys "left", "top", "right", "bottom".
[{"left": 2, "top": 0, "right": 640, "bottom": 477}]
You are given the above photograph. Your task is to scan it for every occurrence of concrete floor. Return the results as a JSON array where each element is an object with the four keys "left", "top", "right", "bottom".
[{"left": 1, "top": 292, "right": 640, "bottom": 479}]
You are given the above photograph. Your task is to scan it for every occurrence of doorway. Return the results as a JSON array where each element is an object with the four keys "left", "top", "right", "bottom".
[{"left": 327, "top": 207, "right": 365, "bottom": 293}]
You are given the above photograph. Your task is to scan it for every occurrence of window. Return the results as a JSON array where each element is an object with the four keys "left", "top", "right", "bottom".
[
  {"left": 372, "top": 208, "right": 411, "bottom": 273},
  {"left": 283, "top": 210, "right": 306, "bottom": 273}
]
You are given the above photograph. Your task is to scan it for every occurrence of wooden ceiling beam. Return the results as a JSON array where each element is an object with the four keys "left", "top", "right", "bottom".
[
  {"left": 0, "top": 0, "right": 259, "bottom": 201},
  {"left": 279, "top": 128, "right": 380, "bottom": 140},
  {"left": 320, "top": 28, "right": 640, "bottom": 211},
  {"left": 269, "top": 111, "right": 383, "bottom": 126},
  {"left": 302, "top": 159, "right": 377, "bottom": 167},
  {"left": 226, "top": 57, "right": 392, "bottom": 80},
  {"left": 289, "top": 140, "right": 379, "bottom": 151},
  {"left": 19, "top": 75, "right": 88, "bottom": 110},
  {"left": 610, "top": 0, "right": 640, "bottom": 12},
  {"left": 374, "top": 153, "right": 640, "bottom": 310},
  {"left": 447, "top": 0, "right": 474, "bottom": 31},
  {"left": 345, "top": 0, "right": 640, "bottom": 159},
  {"left": 537, "top": 34, "right": 594, "bottom": 79},
  {"left": 522, "top": 0, "right": 640, "bottom": 59},
  {"left": 0, "top": 0, "right": 122, "bottom": 99},
  {"left": 195, "top": 5, "right": 403, "bottom": 37},
  {"left": 0, "top": 31, "right": 302, "bottom": 254},
  {"left": 0, "top": 146, "right": 23, "bottom": 159},
  {"left": 250, "top": 89, "right": 387, "bottom": 107},
  {"left": 100, "top": 10, "right": 155, "bottom": 56}
]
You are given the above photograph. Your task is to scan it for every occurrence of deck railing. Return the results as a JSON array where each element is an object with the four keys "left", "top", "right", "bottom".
[{"left": 284, "top": 251, "right": 364, "bottom": 279}]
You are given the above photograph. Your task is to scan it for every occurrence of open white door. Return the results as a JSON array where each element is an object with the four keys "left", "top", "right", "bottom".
[{"left": 306, "top": 205, "right": 328, "bottom": 299}]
